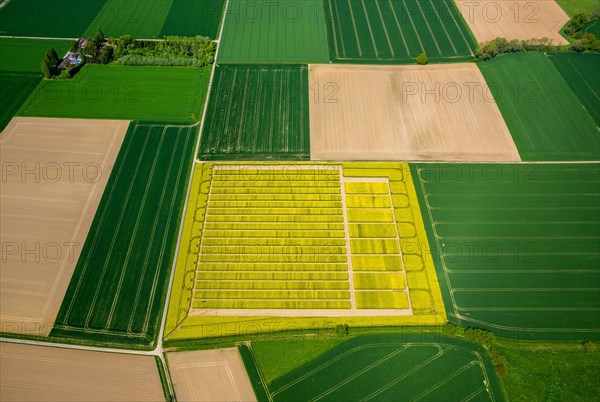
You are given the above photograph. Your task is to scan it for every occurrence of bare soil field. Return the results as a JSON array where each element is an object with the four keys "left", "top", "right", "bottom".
[
  {"left": 0, "top": 117, "right": 128, "bottom": 336},
  {"left": 0, "top": 342, "right": 164, "bottom": 401},
  {"left": 167, "top": 348, "right": 256, "bottom": 402},
  {"left": 309, "top": 64, "right": 520, "bottom": 161},
  {"left": 455, "top": 0, "right": 570, "bottom": 45}
]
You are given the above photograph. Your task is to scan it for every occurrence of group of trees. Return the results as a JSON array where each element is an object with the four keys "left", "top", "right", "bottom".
[
  {"left": 476, "top": 37, "right": 555, "bottom": 61},
  {"left": 40, "top": 48, "right": 60, "bottom": 78},
  {"left": 41, "top": 29, "right": 216, "bottom": 79}
]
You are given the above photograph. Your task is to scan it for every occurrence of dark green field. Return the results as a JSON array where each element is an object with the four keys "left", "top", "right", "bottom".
[
  {"left": 200, "top": 64, "right": 310, "bottom": 160},
  {"left": 259, "top": 334, "right": 502, "bottom": 401},
  {"left": 324, "top": 0, "right": 476, "bottom": 63},
  {"left": 479, "top": 52, "right": 599, "bottom": 161},
  {"left": 0, "top": 38, "right": 72, "bottom": 73},
  {"left": 51, "top": 122, "right": 197, "bottom": 347},
  {"left": 548, "top": 52, "right": 600, "bottom": 125},
  {"left": 0, "top": 73, "right": 40, "bottom": 131},
  {"left": 18, "top": 64, "right": 210, "bottom": 123},
  {"left": 412, "top": 163, "right": 600, "bottom": 340},
  {"left": 160, "top": 0, "right": 225, "bottom": 38},
  {"left": 0, "top": 0, "right": 106, "bottom": 37}
]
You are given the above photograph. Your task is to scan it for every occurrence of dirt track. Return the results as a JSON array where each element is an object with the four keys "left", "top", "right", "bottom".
[
  {"left": 309, "top": 64, "right": 521, "bottom": 162},
  {"left": 167, "top": 348, "right": 257, "bottom": 401},
  {"left": 0, "top": 342, "right": 163, "bottom": 401},
  {"left": 0, "top": 117, "right": 128, "bottom": 336},
  {"left": 456, "top": 0, "right": 570, "bottom": 45}
]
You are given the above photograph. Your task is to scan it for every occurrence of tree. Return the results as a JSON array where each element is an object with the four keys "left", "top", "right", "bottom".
[
  {"left": 582, "top": 341, "right": 597, "bottom": 352},
  {"left": 416, "top": 52, "right": 429, "bottom": 65},
  {"left": 100, "top": 46, "right": 114, "bottom": 64},
  {"left": 40, "top": 60, "right": 52, "bottom": 78},
  {"left": 495, "top": 363, "right": 508, "bottom": 378},
  {"left": 334, "top": 324, "right": 349, "bottom": 337}
]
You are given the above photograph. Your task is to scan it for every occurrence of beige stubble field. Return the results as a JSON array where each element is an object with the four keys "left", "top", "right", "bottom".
[
  {"left": 309, "top": 64, "right": 521, "bottom": 161},
  {"left": 455, "top": 0, "right": 570, "bottom": 45},
  {"left": 0, "top": 117, "right": 128, "bottom": 336},
  {"left": 0, "top": 342, "right": 164, "bottom": 401},
  {"left": 167, "top": 348, "right": 257, "bottom": 401}
]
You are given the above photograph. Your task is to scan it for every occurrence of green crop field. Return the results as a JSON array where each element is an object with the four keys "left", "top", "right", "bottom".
[
  {"left": 412, "top": 163, "right": 600, "bottom": 340},
  {"left": 583, "top": 18, "right": 600, "bottom": 37},
  {"left": 479, "top": 52, "right": 599, "bottom": 161},
  {"left": 160, "top": 0, "right": 225, "bottom": 38},
  {"left": 163, "top": 163, "right": 446, "bottom": 342},
  {"left": 0, "top": 38, "right": 72, "bottom": 73},
  {"left": 200, "top": 65, "right": 310, "bottom": 160},
  {"left": 548, "top": 52, "right": 600, "bottom": 125},
  {"left": 84, "top": 0, "right": 173, "bottom": 38},
  {"left": 0, "top": 73, "right": 41, "bottom": 132},
  {"left": 555, "top": 0, "right": 600, "bottom": 17},
  {"left": 324, "top": 0, "right": 476, "bottom": 63},
  {"left": 51, "top": 122, "right": 197, "bottom": 348},
  {"left": 260, "top": 334, "right": 502, "bottom": 401},
  {"left": 18, "top": 64, "right": 210, "bottom": 123},
  {"left": 219, "top": 0, "right": 329, "bottom": 63},
  {"left": 0, "top": 0, "right": 106, "bottom": 37}
]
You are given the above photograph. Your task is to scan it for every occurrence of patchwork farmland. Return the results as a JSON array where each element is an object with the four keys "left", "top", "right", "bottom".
[
  {"left": 324, "top": 0, "right": 476, "bottom": 63},
  {"left": 200, "top": 65, "right": 310, "bottom": 160},
  {"left": 412, "top": 163, "right": 600, "bottom": 340},
  {"left": 164, "top": 162, "right": 446, "bottom": 341},
  {"left": 264, "top": 334, "right": 503, "bottom": 401},
  {"left": 51, "top": 122, "right": 196, "bottom": 347}
]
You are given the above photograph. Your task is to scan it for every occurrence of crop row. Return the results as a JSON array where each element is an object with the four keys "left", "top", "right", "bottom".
[
  {"left": 208, "top": 200, "right": 343, "bottom": 209},
  {"left": 192, "top": 300, "right": 351, "bottom": 309},
  {"left": 346, "top": 195, "right": 391, "bottom": 208},
  {"left": 211, "top": 187, "right": 342, "bottom": 195},
  {"left": 345, "top": 182, "right": 389, "bottom": 195},
  {"left": 194, "top": 290, "right": 350, "bottom": 300},
  {"left": 347, "top": 209, "right": 395, "bottom": 223},
  {"left": 206, "top": 215, "right": 344, "bottom": 223},
  {"left": 213, "top": 173, "right": 339, "bottom": 181},
  {"left": 196, "top": 271, "right": 349, "bottom": 281},
  {"left": 349, "top": 223, "right": 397, "bottom": 238},
  {"left": 196, "top": 281, "right": 349, "bottom": 291},
  {"left": 198, "top": 263, "right": 349, "bottom": 271},
  {"left": 209, "top": 194, "right": 342, "bottom": 202},
  {"left": 212, "top": 181, "right": 340, "bottom": 188},
  {"left": 201, "top": 245, "right": 346, "bottom": 255},
  {"left": 199, "top": 254, "right": 348, "bottom": 263},
  {"left": 202, "top": 238, "right": 346, "bottom": 247},
  {"left": 204, "top": 222, "right": 344, "bottom": 231},
  {"left": 207, "top": 208, "right": 342, "bottom": 216},
  {"left": 354, "top": 273, "right": 405, "bottom": 290},
  {"left": 352, "top": 256, "right": 404, "bottom": 271},
  {"left": 350, "top": 239, "right": 400, "bottom": 254},
  {"left": 202, "top": 230, "right": 346, "bottom": 239},
  {"left": 355, "top": 291, "right": 409, "bottom": 309}
]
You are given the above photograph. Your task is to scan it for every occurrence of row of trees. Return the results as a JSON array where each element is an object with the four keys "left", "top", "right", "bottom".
[{"left": 40, "top": 48, "right": 60, "bottom": 78}]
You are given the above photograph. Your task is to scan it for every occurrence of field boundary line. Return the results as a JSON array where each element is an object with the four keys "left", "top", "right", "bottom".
[
  {"left": 429, "top": 0, "right": 458, "bottom": 54},
  {"left": 105, "top": 126, "right": 167, "bottom": 330},
  {"left": 415, "top": 0, "right": 442, "bottom": 54},
  {"left": 189, "top": 308, "right": 412, "bottom": 317},
  {"left": 360, "top": 0, "right": 380, "bottom": 58},
  {"left": 339, "top": 167, "right": 357, "bottom": 309},
  {"left": 361, "top": 344, "right": 445, "bottom": 401},
  {"left": 347, "top": 0, "right": 363, "bottom": 57},
  {"left": 442, "top": 0, "right": 475, "bottom": 55},
  {"left": 374, "top": 0, "right": 395, "bottom": 57},
  {"left": 400, "top": 0, "right": 425, "bottom": 52},
  {"left": 387, "top": 0, "right": 410, "bottom": 55},
  {"left": 309, "top": 346, "right": 410, "bottom": 401}
]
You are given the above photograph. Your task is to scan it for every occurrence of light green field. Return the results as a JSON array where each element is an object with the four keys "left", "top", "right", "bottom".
[
  {"left": 84, "top": 0, "right": 173, "bottom": 38},
  {"left": 219, "top": 0, "right": 329, "bottom": 63},
  {"left": 18, "top": 64, "right": 210, "bottom": 122},
  {"left": 555, "top": 0, "right": 599, "bottom": 16}
]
